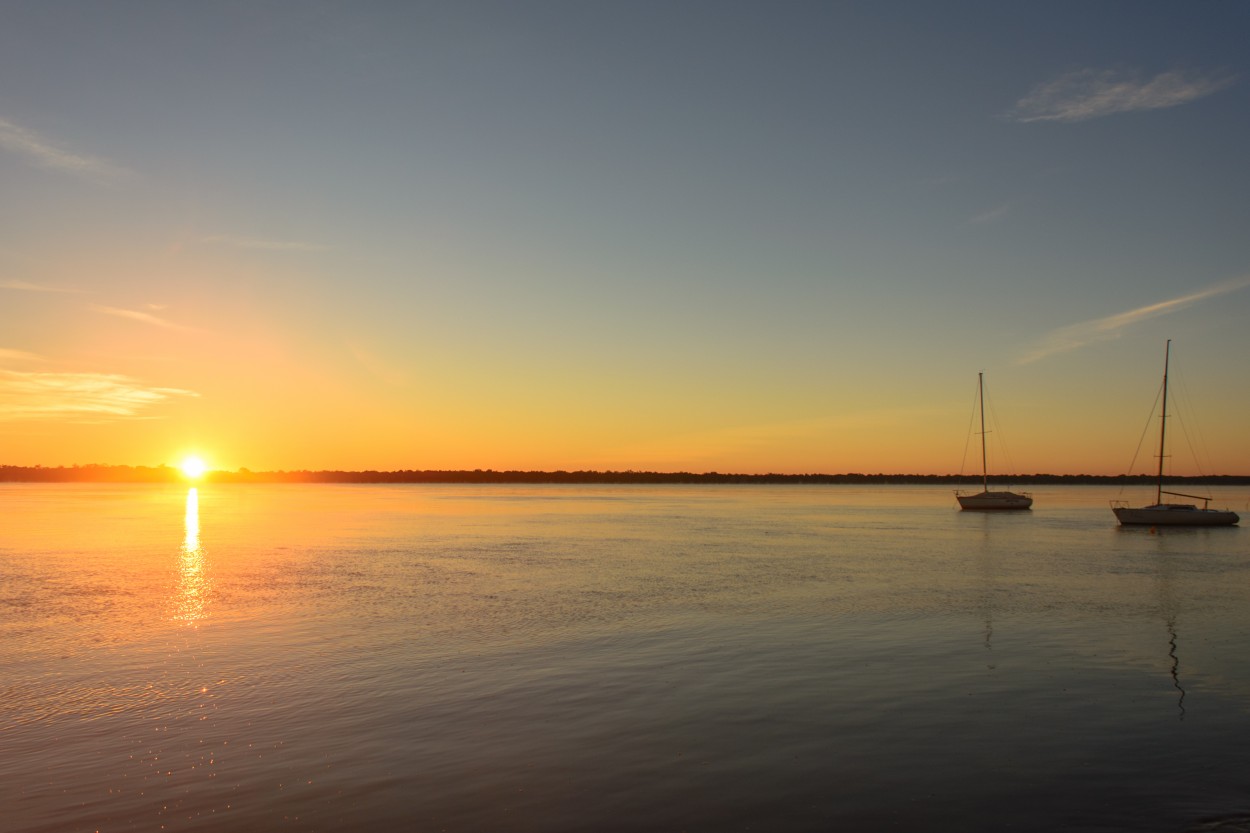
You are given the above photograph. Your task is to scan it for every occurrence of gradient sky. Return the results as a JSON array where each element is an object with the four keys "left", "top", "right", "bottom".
[{"left": 3, "top": 1, "right": 1249, "bottom": 475}]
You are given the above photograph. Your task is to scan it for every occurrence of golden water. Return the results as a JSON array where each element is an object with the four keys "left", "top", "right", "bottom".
[{"left": 3, "top": 483, "right": 1249, "bottom": 831}]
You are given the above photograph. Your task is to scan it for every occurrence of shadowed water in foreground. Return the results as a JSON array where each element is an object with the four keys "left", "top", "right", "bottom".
[{"left": 3, "top": 483, "right": 1249, "bottom": 832}]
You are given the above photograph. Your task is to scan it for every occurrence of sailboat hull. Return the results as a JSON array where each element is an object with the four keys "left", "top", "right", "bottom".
[
  {"left": 957, "top": 372, "right": 1033, "bottom": 511},
  {"left": 1111, "top": 342, "right": 1238, "bottom": 528},
  {"left": 1112, "top": 504, "right": 1238, "bottom": 526},
  {"left": 957, "top": 491, "right": 1033, "bottom": 510}
]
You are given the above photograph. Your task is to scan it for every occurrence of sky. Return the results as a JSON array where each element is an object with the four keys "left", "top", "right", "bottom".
[{"left": 2, "top": 1, "right": 1249, "bottom": 476}]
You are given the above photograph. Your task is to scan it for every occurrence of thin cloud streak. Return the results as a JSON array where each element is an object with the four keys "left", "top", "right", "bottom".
[
  {"left": 1019, "top": 277, "right": 1250, "bottom": 363},
  {"left": 202, "top": 235, "right": 329, "bottom": 252},
  {"left": 92, "top": 305, "right": 194, "bottom": 331},
  {"left": 0, "top": 369, "right": 197, "bottom": 422},
  {"left": 970, "top": 203, "right": 1011, "bottom": 225},
  {"left": 1, "top": 279, "right": 86, "bottom": 294},
  {"left": 0, "top": 116, "right": 130, "bottom": 181},
  {"left": 1008, "top": 68, "right": 1235, "bottom": 123},
  {"left": 0, "top": 348, "right": 44, "bottom": 362}
]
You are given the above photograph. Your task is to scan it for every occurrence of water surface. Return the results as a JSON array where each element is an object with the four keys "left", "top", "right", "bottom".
[{"left": 3, "top": 483, "right": 1249, "bottom": 831}]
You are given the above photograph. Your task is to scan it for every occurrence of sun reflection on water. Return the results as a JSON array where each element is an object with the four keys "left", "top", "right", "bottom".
[{"left": 176, "top": 487, "right": 209, "bottom": 625}]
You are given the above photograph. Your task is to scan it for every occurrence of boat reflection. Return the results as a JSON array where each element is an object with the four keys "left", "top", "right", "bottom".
[
  {"left": 176, "top": 487, "right": 210, "bottom": 625},
  {"left": 1166, "top": 615, "right": 1185, "bottom": 720},
  {"left": 968, "top": 513, "right": 999, "bottom": 664},
  {"left": 1154, "top": 551, "right": 1186, "bottom": 720}
]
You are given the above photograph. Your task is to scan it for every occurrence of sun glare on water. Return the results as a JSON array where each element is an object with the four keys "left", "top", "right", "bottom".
[{"left": 179, "top": 456, "right": 208, "bottom": 479}]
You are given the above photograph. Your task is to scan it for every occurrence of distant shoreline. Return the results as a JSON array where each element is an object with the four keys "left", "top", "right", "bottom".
[{"left": 4, "top": 465, "right": 1250, "bottom": 486}]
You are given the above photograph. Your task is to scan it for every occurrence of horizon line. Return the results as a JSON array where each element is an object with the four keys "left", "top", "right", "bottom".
[{"left": 3, "top": 464, "right": 1249, "bottom": 483}]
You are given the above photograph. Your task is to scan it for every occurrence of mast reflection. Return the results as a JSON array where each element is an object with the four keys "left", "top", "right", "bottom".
[
  {"left": 1155, "top": 552, "right": 1186, "bottom": 720},
  {"left": 1166, "top": 615, "right": 1186, "bottom": 720},
  {"left": 176, "top": 487, "right": 209, "bottom": 625}
]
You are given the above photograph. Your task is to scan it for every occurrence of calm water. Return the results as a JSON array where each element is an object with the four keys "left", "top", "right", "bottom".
[{"left": 3, "top": 483, "right": 1250, "bottom": 832}]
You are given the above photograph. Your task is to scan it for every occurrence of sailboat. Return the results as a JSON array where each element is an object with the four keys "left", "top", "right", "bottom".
[
  {"left": 956, "top": 372, "right": 1033, "bottom": 510},
  {"left": 1111, "top": 340, "right": 1239, "bottom": 526}
]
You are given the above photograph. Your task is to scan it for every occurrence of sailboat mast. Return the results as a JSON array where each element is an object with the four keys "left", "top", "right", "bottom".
[
  {"left": 1156, "top": 340, "right": 1171, "bottom": 505},
  {"left": 978, "top": 372, "right": 988, "bottom": 492}
]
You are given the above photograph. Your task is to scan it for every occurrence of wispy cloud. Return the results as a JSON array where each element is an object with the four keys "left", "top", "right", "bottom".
[
  {"left": 0, "top": 369, "right": 197, "bottom": 422},
  {"left": 344, "top": 339, "right": 409, "bottom": 388},
  {"left": 1008, "top": 68, "right": 1235, "bottom": 123},
  {"left": 92, "top": 304, "right": 194, "bottom": 331},
  {"left": 0, "top": 116, "right": 130, "bottom": 181},
  {"left": 1, "top": 279, "right": 86, "bottom": 294},
  {"left": 202, "top": 235, "right": 329, "bottom": 252},
  {"left": 970, "top": 203, "right": 1011, "bottom": 225},
  {"left": 1019, "top": 277, "right": 1250, "bottom": 363},
  {"left": 0, "top": 348, "right": 44, "bottom": 363}
]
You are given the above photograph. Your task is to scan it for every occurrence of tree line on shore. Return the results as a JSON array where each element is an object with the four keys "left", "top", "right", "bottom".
[{"left": 3, "top": 464, "right": 1249, "bottom": 486}]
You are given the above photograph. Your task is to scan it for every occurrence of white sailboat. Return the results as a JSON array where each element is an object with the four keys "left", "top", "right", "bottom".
[
  {"left": 956, "top": 372, "right": 1033, "bottom": 511},
  {"left": 1111, "top": 340, "right": 1239, "bottom": 527}
]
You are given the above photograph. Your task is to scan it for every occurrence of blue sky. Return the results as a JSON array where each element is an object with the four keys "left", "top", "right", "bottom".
[{"left": 2, "top": 1, "right": 1248, "bottom": 474}]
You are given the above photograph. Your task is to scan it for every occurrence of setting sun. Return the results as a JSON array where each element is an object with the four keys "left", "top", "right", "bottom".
[{"left": 179, "top": 456, "right": 208, "bottom": 479}]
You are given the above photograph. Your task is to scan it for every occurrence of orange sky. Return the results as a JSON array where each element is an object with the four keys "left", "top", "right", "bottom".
[{"left": 3, "top": 5, "right": 1250, "bottom": 475}]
